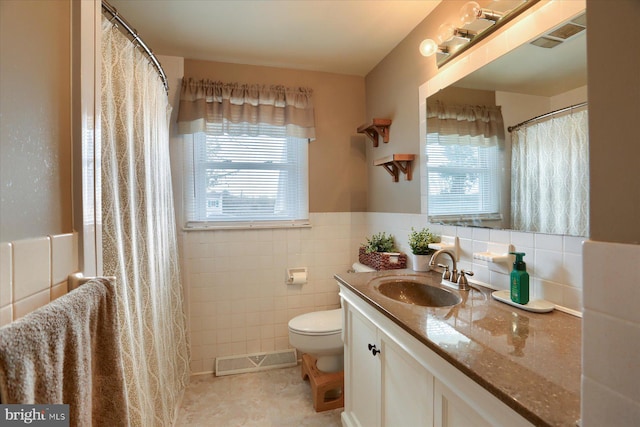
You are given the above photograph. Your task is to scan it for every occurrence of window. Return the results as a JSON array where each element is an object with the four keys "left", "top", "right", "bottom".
[
  {"left": 185, "top": 121, "right": 308, "bottom": 227},
  {"left": 426, "top": 132, "right": 501, "bottom": 221}
]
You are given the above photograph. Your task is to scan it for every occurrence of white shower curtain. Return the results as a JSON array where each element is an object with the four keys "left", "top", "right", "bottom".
[
  {"left": 511, "top": 110, "right": 589, "bottom": 236},
  {"left": 101, "top": 17, "right": 189, "bottom": 426}
]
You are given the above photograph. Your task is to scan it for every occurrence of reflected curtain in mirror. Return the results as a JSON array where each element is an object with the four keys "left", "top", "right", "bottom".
[
  {"left": 426, "top": 101, "right": 505, "bottom": 221},
  {"left": 511, "top": 109, "right": 589, "bottom": 236}
]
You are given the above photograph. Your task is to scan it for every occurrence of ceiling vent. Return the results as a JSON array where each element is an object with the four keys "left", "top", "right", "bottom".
[
  {"left": 548, "top": 23, "right": 586, "bottom": 40},
  {"left": 571, "top": 13, "right": 587, "bottom": 27},
  {"left": 531, "top": 37, "right": 563, "bottom": 49},
  {"left": 530, "top": 13, "right": 586, "bottom": 48}
]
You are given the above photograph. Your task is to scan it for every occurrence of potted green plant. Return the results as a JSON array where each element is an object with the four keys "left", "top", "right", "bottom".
[
  {"left": 363, "top": 232, "right": 396, "bottom": 254},
  {"left": 408, "top": 227, "right": 437, "bottom": 271},
  {"left": 359, "top": 232, "right": 407, "bottom": 270}
]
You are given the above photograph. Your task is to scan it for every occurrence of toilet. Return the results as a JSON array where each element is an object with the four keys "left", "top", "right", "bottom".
[
  {"left": 288, "top": 308, "right": 344, "bottom": 372},
  {"left": 288, "top": 262, "right": 375, "bottom": 372},
  {"left": 288, "top": 262, "right": 375, "bottom": 410}
]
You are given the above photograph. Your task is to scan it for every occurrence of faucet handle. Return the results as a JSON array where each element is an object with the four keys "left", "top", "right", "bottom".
[
  {"left": 438, "top": 264, "right": 451, "bottom": 281},
  {"left": 457, "top": 270, "right": 474, "bottom": 290}
]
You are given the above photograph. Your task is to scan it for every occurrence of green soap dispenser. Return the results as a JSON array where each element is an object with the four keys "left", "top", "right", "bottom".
[{"left": 509, "top": 252, "right": 529, "bottom": 305}]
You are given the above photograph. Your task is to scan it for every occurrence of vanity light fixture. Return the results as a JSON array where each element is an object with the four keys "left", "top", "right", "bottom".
[
  {"left": 419, "top": 1, "right": 504, "bottom": 58},
  {"left": 437, "top": 23, "right": 476, "bottom": 44},
  {"left": 459, "top": 1, "right": 503, "bottom": 25},
  {"left": 419, "top": 39, "right": 439, "bottom": 57},
  {"left": 419, "top": 40, "right": 450, "bottom": 58},
  {"left": 419, "top": 26, "right": 474, "bottom": 57}
]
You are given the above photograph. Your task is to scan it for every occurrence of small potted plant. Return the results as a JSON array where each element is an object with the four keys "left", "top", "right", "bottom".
[
  {"left": 408, "top": 227, "right": 437, "bottom": 271},
  {"left": 363, "top": 231, "right": 396, "bottom": 254},
  {"left": 359, "top": 232, "right": 407, "bottom": 270}
]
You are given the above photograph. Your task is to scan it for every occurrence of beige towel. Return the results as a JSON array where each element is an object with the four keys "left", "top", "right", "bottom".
[{"left": 0, "top": 277, "right": 129, "bottom": 427}]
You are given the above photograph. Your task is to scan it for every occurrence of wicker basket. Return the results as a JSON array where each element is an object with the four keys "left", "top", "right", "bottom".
[{"left": 358, "top": 247, "right": 407, "bottom": 270}]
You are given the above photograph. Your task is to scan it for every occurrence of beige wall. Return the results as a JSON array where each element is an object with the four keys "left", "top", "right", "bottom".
[
  {"left": 364, "top": 1, "right": 459, "bottom": 213},
  {"left": 0, "top": 0, "right": 72, "bottom": 242},
  {"left": 184, "top": 60, "right": 368, "bottom": 213},
  {"left": 586, "top": 0, "right": 640, "bottom": 244}
]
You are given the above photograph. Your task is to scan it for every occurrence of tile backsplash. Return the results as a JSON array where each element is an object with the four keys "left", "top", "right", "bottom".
[
  {"left": 363, "top": 213, "right": 584, "bottom": 314},
  {"left": 182, "top": 212, "right": 584, "bottom": 374},
  {"left": 0, "top": 232, "right": 78, "bottom": 327}
]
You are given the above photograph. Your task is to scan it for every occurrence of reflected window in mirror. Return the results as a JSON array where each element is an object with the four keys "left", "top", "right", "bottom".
[{"left": 426, "top": 101, "right": 506, "bottom": 227}]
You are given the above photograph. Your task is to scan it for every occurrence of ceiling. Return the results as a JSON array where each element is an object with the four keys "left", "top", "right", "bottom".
[{"left": 107, "top": 0, "right": 442, "bottom": 76}]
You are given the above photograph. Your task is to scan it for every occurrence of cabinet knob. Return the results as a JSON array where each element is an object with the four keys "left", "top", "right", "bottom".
[{"left": 368, "top": 343, "right": 381, "bottom": 356}]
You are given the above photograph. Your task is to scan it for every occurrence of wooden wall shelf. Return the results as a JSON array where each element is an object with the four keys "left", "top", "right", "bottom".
[
  {"left": 374, "top": 154, "right": 415, "bottom": 182},
  {"left": 357, "top": 118, "right": 392, "bottom": 147}
]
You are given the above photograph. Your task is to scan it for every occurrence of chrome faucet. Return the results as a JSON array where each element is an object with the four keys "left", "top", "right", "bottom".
[
  {"left": 429, "top": 249, "right": 474, "bottom": 290},
  {"left": 429, "top": 249, "right": 458, "bottom": 283}
]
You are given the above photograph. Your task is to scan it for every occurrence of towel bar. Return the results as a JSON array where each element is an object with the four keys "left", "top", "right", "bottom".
[{"left": 68, "top": 272, "right": 116, "bottom": 291}]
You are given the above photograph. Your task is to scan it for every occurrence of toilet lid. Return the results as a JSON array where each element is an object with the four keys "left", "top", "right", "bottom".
[
  {"left": 288, "top": 309, "right": 342, "bottom": 336},
  {"left": 352, "top": 262, "right": 376, "bottom": 272}
]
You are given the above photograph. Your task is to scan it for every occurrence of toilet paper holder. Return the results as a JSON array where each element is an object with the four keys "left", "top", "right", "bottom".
[{"left": 287, "top": 267, "right": 308, "bottom": 285}]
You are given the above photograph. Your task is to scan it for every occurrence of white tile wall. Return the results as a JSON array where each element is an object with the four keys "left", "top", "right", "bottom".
[
  {"left": 182, "top": 213, "right": 353, "bottom": 374},
  {"left": 51, "top": 233, "right": 78, "bottom": 286},
  {"left": 0, "top": 243, "right": 12, "bottom": 308},
  {"left": 582, "top": 240, "right": 640, "bottom": 426},
  {"left": 0, "top": 232, "right": 79, "bottom": 327},
  {"left": 12, "top": 237, "right": 51, "bottom": 301},
  {"left": 13, "top": 288, "right": 51, "bottom": 320},
  {"left": 182, "top": 212, "right": 585, "bottom": 374}
]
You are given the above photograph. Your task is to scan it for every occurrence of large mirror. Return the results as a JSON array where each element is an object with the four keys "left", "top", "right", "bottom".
[{"left": 424, "top": 7, "right": 588, "bottom": 237}]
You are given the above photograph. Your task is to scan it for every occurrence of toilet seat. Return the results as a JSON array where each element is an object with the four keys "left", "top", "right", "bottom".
[{"left": 288, "top": 309, "right": 342, "bottom": 336}]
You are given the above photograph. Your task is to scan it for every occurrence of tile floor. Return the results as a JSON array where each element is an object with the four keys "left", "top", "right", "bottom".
[{"left": 175, "top": 365, "right": 343, "bottom": 426}]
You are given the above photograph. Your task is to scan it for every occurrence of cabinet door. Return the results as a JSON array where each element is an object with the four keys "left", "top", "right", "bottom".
[
  {"left": 345, "top": 305, "right": 380, "bottom": 427},
  {"left": 434, "top": 379, "right": 492, "bottom": 427},
  {"left": 381, "top": 334, "right": 433, "bottom": 427}
]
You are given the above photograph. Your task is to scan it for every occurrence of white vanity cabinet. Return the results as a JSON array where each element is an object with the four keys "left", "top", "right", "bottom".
[
  {"left": 434, "top": 378, "right": 493, "bottom": 427},
  {"left": 340, "top": 284, "right": 533, "bottom": 427},
  {"left": 380, "top": 328, "right": 433, "bottom": 426},
  {"left": 343, "top": 301, "right": 432, "bottom": 427},
  {"left": 344, "top": 304, "right": 380, "bottom": 427}
]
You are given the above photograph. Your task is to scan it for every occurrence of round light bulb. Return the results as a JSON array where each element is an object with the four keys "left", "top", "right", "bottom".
[
  {"left": 459, "top": 1, "right": 481, "bottom": 25},
  {"left": 436, "top": 23, "right": 456, "bottom": 44},
  {"left": 419, "top": 39, "right": 438, "bottom": 57}
]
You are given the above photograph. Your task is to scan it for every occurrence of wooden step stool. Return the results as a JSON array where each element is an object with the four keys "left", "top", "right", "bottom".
[{"left": 301, "top": 353, "right": 344, "bottom": 412}]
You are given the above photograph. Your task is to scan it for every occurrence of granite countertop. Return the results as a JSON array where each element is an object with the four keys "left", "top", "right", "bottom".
[{"left": 335, "top": 269, "right": 581, "bottom": 427}]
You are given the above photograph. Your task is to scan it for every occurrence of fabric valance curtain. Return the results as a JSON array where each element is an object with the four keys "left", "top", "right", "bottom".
[
  {"left": 177, "top": 78, "right": 316, "bottom": 139},
  {"left": 427, "top": 100, "right": 505, "bottom": 145}
]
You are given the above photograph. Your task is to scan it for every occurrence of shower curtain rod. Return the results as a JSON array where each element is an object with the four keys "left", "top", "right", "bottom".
[
  {"left": 507, "top": 101, "right": 588, "bottom": 133},
  {"left": 101, "top": 0, "right": 168, "bottom": 93}
]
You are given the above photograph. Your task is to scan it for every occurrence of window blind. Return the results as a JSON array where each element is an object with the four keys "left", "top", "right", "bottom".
[
  {"left": 185, "top": 122, "right": 308, "bottom": 227},
  {"left": 426, "top": 132, "right": 501, "bottom": 219}
]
